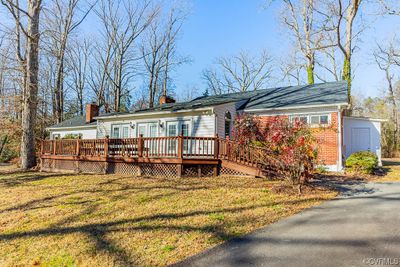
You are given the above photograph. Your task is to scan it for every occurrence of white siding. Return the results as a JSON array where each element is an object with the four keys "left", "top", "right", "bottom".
[
  {"left": 97, "top": 112, "right": 216, "bottom": 138},
  {"left": 49, "top": 128, "right": 97, "bottom": 139},
  {"left": 343, "top": 117, "right": 382, "bottom": 165},
  {"left": 213, "top": 101, "right": 245, "bottom": 138}
]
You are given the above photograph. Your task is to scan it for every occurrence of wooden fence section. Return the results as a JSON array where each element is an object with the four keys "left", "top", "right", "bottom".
[{"left": 40, "top": 135, "right": 266, "bottom": 177}]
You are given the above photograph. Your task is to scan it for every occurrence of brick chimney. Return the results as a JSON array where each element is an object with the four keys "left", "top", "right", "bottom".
[
  {"left": 159, "top": 95, "right": 176, "bottom": 105},
  {"left": 86, "top": 103, "right": 99, "bottom": 123}
]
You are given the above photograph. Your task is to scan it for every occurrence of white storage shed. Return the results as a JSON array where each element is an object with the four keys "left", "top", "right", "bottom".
[{"left": 343, "top": 117, "right": 385, "bottom": 166}]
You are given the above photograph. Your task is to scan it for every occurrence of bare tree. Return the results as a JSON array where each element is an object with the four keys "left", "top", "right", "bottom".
[
  {"left": 66, "top": 38, "right": 92, "bottom": 115},
  {"left": 161, "top": 7, "right": 188, "bottom": 96},
  {"left": 43, "top": 0, "right": 94, "bottom": 123},
  {"left": 379, "top": 0, "right": 400, "bottom": 15},
  {"left": 141, "top": 20, "right": 166, "bottom": 108},
  {"left": 323, "top": 0, "right": 363, "bottom": 98},
  {"left": 87, "top": 32, "right": 114, "bottom": 112},
  {"left": 96, "top": 0, "right": 158, "bottom": 112},
  {"left": 1, "top": 0, "right": 42, "bottom": 169},
  {"left": 203, "top": 50, "right": 273, "bottom": 94},
  {"left": 279, "top": 49, "right": 305, "bottom": 86},
  {"left": 314, "top": 34, "right": 341, "bottom": 82},
  {"left": 374, "top": 38, "right": 400, "bottom": 150},
  {"left": 280, "top": 0, "right": 334, "bottom": 84},
  {"left": 202, "top": 68, "right": 225, "bottom": 95},
  {"left": 141, "top": 6, "right": 188, "bottom": 108}
]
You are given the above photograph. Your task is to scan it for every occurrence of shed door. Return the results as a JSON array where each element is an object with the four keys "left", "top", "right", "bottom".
[{"left": 351, "top": 128, "right": 371, "bottom": 154}]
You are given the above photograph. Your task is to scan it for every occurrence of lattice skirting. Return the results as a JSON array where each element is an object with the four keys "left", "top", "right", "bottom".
[
  {"left": 41, "top": 159, "right": 106, "bottom": 173},
  {"left": 220, "top": 166, "right": 248, "bottom": 176},
  {"left": 78, "top": 161, "right": 106, "bottom": 173},
  {"left": 107, "top": 162, "right": 140, "bottom": 175},
  {"left": 41, "top": 159, "right": 181, "bottom": 177},
  {"left": 41, "top": 159, "right": 246, "bottom": 178},
  {"left": 183, "top": 164, "right": 215, "bottom": 177},
  {"left": 140, "top": 164, "right": 178, "bottom": 177}
]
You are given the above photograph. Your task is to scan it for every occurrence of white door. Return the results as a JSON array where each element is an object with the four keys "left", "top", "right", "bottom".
[
  {"left": 166, "top": 121, "right": 191, "bottom": 154},
  {"left": 351, "top": 128, "right": 371, "bottom": 154},
  {"left": 166, "top": 122, "right": 178, "bottom": 154},
  {"left": 112, "top": 124, "right": 130, "bottom": 138},
  {"left": 137, "top": 123, "right": 158, "bottom": 137}
]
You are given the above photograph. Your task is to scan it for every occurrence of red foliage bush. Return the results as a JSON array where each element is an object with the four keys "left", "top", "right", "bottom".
[{"left": 232, "top": 114, "right": 318, "bottom": 187}]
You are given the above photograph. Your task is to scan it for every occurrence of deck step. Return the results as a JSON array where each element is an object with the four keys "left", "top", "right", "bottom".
[{"left": 220, "top": 159, "right": 266, "bottom": 178}]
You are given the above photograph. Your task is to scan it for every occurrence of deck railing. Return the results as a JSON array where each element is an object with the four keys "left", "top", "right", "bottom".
[{"left": 41, "top": 135, "right": 266, "bottom": 168}]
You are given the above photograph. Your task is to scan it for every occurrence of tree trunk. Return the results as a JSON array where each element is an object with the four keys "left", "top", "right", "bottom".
[
  {"left": 21, "top": 0, "right": 42, "bottom": 169},
  {"left": 306, "top": 54, "right": 315, "bottom": 85},
  {"left": 54, "top": 55, "right": 65, "bottom": 123},
  {"left": 342, "top": 57, "right": 351, "bottom": 100}
]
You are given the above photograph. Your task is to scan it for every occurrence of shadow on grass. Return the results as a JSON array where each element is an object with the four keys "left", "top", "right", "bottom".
[
  {"left": 0, "top": 195, "right": 328, "bottom": 266},
  {"left": 0, "top": 172, "right": 76, "bottom": 187}
]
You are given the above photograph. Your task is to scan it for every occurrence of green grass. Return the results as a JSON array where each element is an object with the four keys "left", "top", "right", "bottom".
[
  {"left": 0, "top": 165, "right": 336, "bottom": 266},
  {"left": 378, "top": 159, "right": 400, "bottom": 182}
]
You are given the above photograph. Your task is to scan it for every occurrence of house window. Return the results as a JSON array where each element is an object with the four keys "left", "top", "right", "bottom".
[
  {"left": 181, "top": 123, "right": 189, "bottom": 136},
  {"left": 149, "top": 123, "right": 158, "bottom": 137},
  {"left": 225, "top": 112, "right": 232, "bottom": 138},
  {"left": 289, "top": 114, "right": 330, "bottom": 126},
  {"left": 112, "top": 124, "right": 129, "bottom": 138},
  {"left": 137, "top": 122, "right": 158, "bottom": 137},
  {"left": 290, "top": 115, "right": 308, "bottom": 124},
  {"left": 137, "top": 124, "right": 146, "bottom": 137},
  {"left": 112, "top": 127, "right": 120, "bottom": 138}
]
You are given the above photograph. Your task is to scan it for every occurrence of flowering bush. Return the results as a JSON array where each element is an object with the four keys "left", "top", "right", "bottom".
[
  {"left": 231, "top": 114, "right": 262, "bottom": 145},
  {"left": 232, "top": 115, "right": 318, "bottom": 190}
]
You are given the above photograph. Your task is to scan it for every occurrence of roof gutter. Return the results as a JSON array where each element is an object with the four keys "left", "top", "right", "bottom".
[
  {"left": 94, "top": 107, "right": 214, "bottom": 120},
  {"left": 244, "top": 102, "right": 350, "bottom": 113},
  {"left": 343, "top": 116, "right": 387, "bottom": 122},
  {"left": 46, "top": 124, "right": 97, "bottom": 131}
]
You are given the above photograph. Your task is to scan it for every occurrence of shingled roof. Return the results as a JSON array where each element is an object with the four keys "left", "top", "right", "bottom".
[
  {"left": 47, "top": 116, "right": 97, "bottom": 129},
  {"left": 99, "top": 81, "right": 348, "bottom": 117},
  {"left": 49, "top": 81, "right": 349, "bottom": 128}
]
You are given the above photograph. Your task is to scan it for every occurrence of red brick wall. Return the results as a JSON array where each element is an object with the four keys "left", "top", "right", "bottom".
[
  {"left": 257, "top": 112, "right": 339, "bottom": 166},
  {"left": 312, "top": 112, "right": 339, "bottom": 165}
]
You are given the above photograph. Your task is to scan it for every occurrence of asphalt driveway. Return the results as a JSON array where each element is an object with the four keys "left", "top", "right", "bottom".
[{"left": 174, "top": 182, "right": 400, "bottom": 267}]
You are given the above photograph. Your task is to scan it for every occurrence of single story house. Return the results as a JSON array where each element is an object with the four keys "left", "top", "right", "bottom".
[{"left": 47, "top": 81, "right": 383, "bottom": 171}]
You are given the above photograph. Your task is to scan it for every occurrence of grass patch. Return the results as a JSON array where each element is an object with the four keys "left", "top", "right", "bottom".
[
  {"left": 161, "top": 245, "right": 176, "bottom": 252},
  {"left": 209, "top": 213, "right": 225, "bottom": 221},
  {"left": 0, "top": 165, "right": 336, "bottom": 266}
]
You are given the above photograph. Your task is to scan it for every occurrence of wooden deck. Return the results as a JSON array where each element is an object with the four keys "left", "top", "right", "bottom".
[{"left": 40, "top": 136, "right": 266, "bottom": 177}]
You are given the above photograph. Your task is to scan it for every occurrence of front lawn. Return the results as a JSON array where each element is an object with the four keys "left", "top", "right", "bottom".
[
  {"left": 379, "top": 159, "right": 400, "bottom": 182},
  {"left": 0, "top": 166, "right": 335, "bottom": 266}
]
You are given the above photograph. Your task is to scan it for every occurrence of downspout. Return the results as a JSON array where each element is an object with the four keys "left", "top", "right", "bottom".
[{"left": 337, "top": 105, "right": 343, "bottom": 171}]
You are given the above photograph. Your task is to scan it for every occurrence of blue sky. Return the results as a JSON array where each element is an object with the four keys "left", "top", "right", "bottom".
[{"left": 171, "top": 0, "right": 400, "bottom": 99}]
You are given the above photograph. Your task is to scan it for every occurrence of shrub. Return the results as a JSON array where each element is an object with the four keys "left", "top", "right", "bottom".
[
  {"left": 232, "top": 115, "right": 318, "bottom": 190},
  {"left": 346, "top": 151, "right": 378, "bottom": 174},
  {"left": 62, "top": 133, "right": 81, "bottom": 139},
  {"left": 231, "top": 114, "right": 262, "bottom": 145}
]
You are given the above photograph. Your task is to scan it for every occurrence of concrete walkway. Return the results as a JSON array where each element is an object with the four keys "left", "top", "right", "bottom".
[{"left": 174, "top": 182, "right": 400, "bottom": 267}]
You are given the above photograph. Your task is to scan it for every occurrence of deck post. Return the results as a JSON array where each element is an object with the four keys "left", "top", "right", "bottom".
[
  {"left": 213, "top": 165, "right": 219, "bottom": 177},
  {"left": 76, "top": 137, "right": 81, "bottom": 156},
  {"left": 177, "top": 134, "right": 183, "bottom": 159},
  {"left": 225, "top": 136, "right": 230, "bottom": 160},
  {"left": 214, "top": 134, "right": 219, "bottom": 159},
  {"left": 177, "top": 164, "right": 183, "bottom": 178},
  {"left": 138, "top": 134, "right": 144, "bottom": 158},
  {"left": 53, "top": 140, "right": 57, "bottom": 155},
  {"left": 104, "top": 136, "right": 109, "bottom": 157}
]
